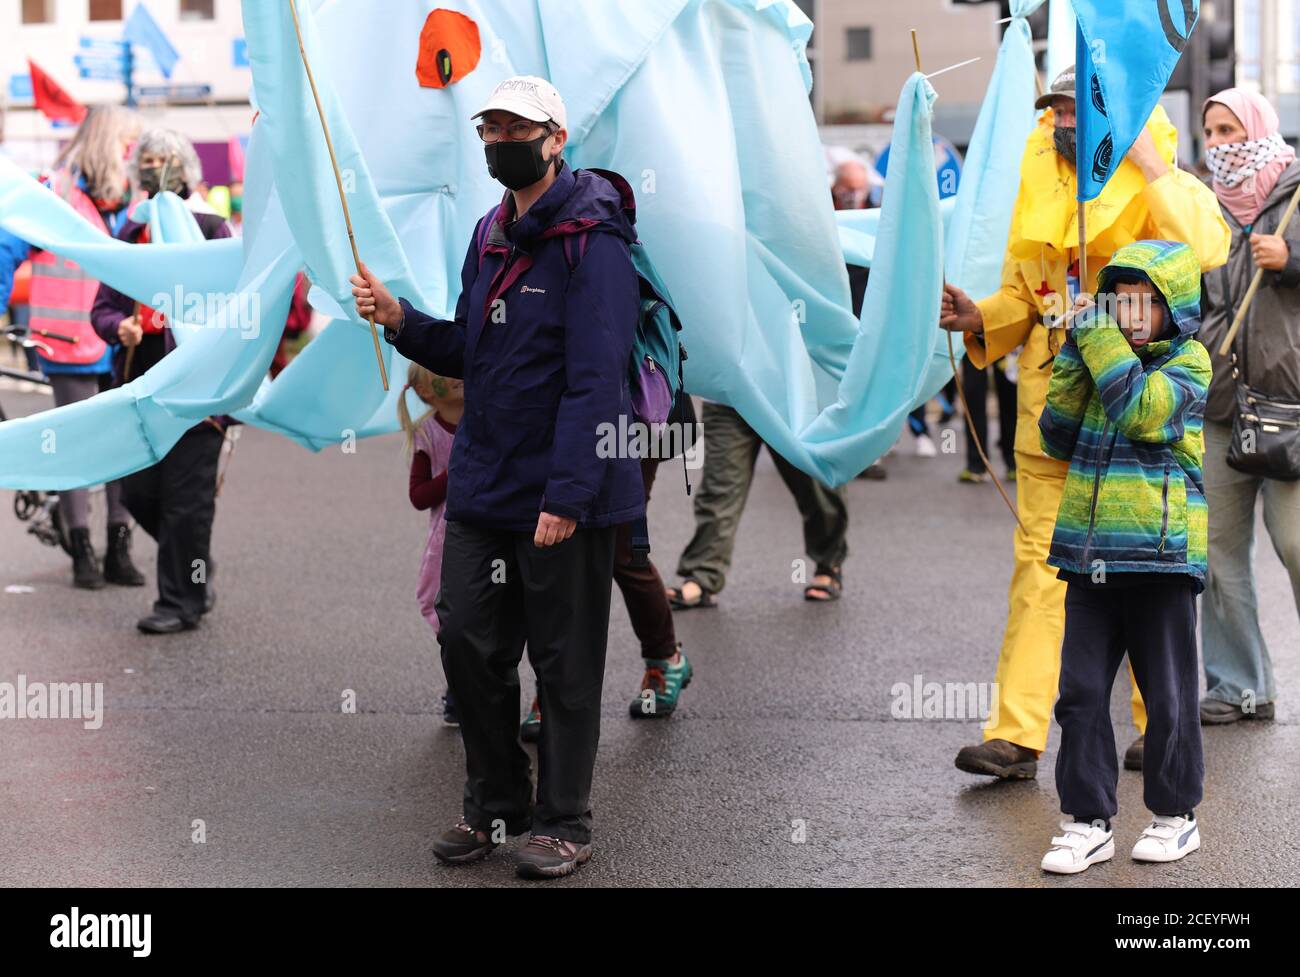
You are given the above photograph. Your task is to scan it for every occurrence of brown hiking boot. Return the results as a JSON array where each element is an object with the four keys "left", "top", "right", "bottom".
[
  {"left": 431, "top": 818, "right": 498, "bottom": 865},
  {"left": 515, "top": 835, "right": 592, "bottom": 879},
  {"left": 1124, "top": 735, "right": 1144, "bottom": 771},
  {"left": 954, "top": 738, "right": 1038, "bottom": 780}
]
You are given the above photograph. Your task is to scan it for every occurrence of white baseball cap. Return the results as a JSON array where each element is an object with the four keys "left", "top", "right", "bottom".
[{"left": 472, "top": 75, "right": 567, "bottom": 131}]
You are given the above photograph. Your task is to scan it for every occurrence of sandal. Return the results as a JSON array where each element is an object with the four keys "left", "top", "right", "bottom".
[
  {"left": 804, "top": 566, "right": 843, "bottom": 603},
  {"left": 666, "top": 578, "right": 718, "bottom": 610}
]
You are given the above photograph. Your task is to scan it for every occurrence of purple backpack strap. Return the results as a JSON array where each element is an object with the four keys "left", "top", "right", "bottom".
[
  {"left": 474, "top": 205, "right": 501, "bottom": 269},
  {"left": 562, "top": 232, "right": 591, "bottom": 272}
]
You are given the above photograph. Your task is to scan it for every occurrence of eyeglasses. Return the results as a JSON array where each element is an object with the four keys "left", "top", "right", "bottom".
[{"left": 476, "top": 120, "right": 552, "bottom": 143}]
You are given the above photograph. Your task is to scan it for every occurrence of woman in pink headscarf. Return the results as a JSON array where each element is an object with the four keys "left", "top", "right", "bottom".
[{"left": 1197, "top": 89, "right": 1300, "bottom": 728}]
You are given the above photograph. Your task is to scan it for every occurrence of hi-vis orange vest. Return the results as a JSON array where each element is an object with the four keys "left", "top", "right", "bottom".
[{"left": 28, "top": 170, "right": 110, "bottom": 366}]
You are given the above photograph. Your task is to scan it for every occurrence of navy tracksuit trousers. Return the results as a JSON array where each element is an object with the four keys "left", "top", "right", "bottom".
[{"left": 1054, "top": 577, "right": 1204, "bottom": 822}]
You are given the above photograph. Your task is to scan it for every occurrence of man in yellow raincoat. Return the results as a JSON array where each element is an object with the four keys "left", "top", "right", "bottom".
[{"left": 939, "top": 67, "right": 1230, "bottom": 780}]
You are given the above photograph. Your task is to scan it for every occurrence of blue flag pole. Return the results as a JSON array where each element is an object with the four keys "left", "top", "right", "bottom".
[{"left": 1074, "top": 26, "right": 1088, "bottom": 294}]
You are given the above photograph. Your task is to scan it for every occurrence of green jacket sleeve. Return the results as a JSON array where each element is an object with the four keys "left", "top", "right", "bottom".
[
  {"left": 1039, "top": 331, "right": 1093, "bottom": 460},
  {"left": 1075, "top": 319, "right": 1211, "bottom": 444}
]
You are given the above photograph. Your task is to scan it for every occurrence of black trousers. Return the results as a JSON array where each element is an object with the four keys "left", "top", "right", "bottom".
[
  {"left": 1054, "top": 579, "right": 1204, "bottom": 821},
  {"left": 436, "top": 520, "right": 617, "bottom": 844},
  {"left": 962, "top": 356, "right": 1017, "bottom": 473},
  {"left": 122, "top": 424, "right": 224, "bottom": 622}
]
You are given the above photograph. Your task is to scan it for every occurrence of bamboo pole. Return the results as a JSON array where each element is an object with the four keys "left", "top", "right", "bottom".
[
  {"left": 1218, "top": 178, "right": 1300, "bottom": 357},
  {"left": 123, "top": 301, "right": 140, "bottom": 382},
  {"left": 1078, "top": 200, "right": 1089, "bottom": 293},
  {"left": 913, "top": 26, "right": 1024, "bottom": 532},
  {"left": 287, "top": 0, "right": 389, "bottom": 391}
]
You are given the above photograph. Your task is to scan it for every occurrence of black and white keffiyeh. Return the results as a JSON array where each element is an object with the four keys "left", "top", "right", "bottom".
[{"left": 1206, "top": 133, "right": 1292, "bottom": 188}]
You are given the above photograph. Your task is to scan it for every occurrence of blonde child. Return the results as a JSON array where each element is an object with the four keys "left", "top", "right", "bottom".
[{"left": 398, "top": 362, "right": 463, "bottom": 726}]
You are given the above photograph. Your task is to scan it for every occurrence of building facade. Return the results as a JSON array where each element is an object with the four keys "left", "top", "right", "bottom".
[{"left": 1, "top": 0, "right": 252, "bottom": 172}]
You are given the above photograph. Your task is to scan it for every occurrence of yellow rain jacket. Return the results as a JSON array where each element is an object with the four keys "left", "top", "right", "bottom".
[{"left": 967, "top": 106, "right": 1230, "bottom": 458}]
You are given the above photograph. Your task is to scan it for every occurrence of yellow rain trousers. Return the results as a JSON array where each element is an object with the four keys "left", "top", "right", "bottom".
[{"left": 965, "top": 107, "right": 1230, "bottom": 753}]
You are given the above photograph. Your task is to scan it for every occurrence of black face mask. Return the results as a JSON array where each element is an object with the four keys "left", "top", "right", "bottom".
[
  {"left": 1054, "top": 126, "right": 1077, "bottom": 167},
  {"left": 484, "top": 133, "right": 555, "bottom": 191},
  {"left": 139, "top": 164, "right": 186, "bottom": 197}
]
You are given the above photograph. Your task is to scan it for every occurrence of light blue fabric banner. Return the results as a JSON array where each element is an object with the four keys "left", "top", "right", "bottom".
[
  {"left": 0, "top": 155, "right": 244, "bottom": 312},
  {"left": 833, "top": 1, "right": 1041, "bottom": 409},
  {"left": 798, "top": 73, "right": 942, "bottom": 482},
  {"left": 911, "top": 0, "right": 1042, "bottom": 404},
  {"left": 242, "top": 0, "right": 917, "bottom": 484},
  {"left": 0, "top": 127, "right": 297, "bottom": 489},
  {"left": 0, "top": 0, "right": 1019, "bottom": 490}
]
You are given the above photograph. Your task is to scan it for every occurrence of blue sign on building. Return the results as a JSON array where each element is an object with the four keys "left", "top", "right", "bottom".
[
  {"left": 79, "top": 36, "right": 128, "bottom": 53},
  {"left": 233, "top": 38, "right": 249, "bottom": 68},
  {"left": 75, "top": 52, "right": 128, "bottom": 82}
]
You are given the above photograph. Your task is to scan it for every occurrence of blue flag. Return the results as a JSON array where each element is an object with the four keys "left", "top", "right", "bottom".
[
  {"left": 1072, "top": 0, "right": 1198, "bottom": 201},
  {"left": 124, "top": 3, "right": 179, "bottom": 79}
]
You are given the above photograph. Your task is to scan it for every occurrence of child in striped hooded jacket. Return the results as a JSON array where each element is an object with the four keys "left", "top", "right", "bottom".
[{"left": 1035, "top": 240, "right": 1212, "bottom": 876}]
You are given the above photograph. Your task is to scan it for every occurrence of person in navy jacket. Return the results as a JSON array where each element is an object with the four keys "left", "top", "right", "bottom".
[{"left": 352, "top": 76, "right": 642, "bottom": 880}]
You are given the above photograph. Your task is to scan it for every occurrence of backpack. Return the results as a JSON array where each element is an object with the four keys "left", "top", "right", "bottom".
[
  {"left": 471, "top": 170, "right": 688, "bottom": 427},
  {"left": 560, "top": 232, "right": 686, "bottom": 427}
]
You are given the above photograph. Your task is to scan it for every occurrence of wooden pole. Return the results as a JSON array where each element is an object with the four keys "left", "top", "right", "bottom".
[
  {"left": 215, "top": 427, "right": 238, "bottom": 499},
  {"left": 123, "top": 301, "right": 140, "bottom": 382},
  {"left": 1078, "top": 200, "right": 1089, "bottom": 293},
  {"left": 287, "top": 0, "right": 389, "bottom": 391},
  {"left": 913, "top": 27, "right": 1024, "bottom": 532},
  {"left": 1218, "top": 178, "right": 1300, "bottom": 357}
]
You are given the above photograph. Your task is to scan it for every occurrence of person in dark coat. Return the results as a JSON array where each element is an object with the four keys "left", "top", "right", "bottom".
[
  {"left": 91, "top": 128, "right": 232, "bottom": 634},
  {"left": 352, "top": 76, "right": 642, "bottom": 879}
]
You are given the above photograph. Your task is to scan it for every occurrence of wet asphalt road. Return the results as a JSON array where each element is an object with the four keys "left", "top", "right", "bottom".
[{"left": 1, "top": 383, "right": 1296, "bottom": 887}]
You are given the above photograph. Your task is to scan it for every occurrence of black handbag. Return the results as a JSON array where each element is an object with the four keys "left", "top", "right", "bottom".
[{"left": 1223, "top": 266, "right": 1300, "bottom": 480}]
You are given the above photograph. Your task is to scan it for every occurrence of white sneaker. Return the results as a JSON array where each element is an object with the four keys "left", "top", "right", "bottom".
[
  {"left": 1131, "top": 814, "right": 1200, "bottom": 863},
  {"left": 915, "top": 434, "right": 938, "bottom": 457},
  {"left": 1041, "top": 819, "right": 1114, "bottom": 875}
]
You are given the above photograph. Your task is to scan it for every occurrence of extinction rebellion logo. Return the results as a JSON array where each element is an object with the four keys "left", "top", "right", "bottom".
[
  {"left": 1158, "top": 0, "right": 1196, "bottom": 53},
  {"left": 1090, "top": 73, "right": 1112, "bottom": 186}
]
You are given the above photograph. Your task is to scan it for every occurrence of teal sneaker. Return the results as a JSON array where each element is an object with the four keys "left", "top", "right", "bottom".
[
  {"left": 520, "top": 697, "right": 541, "bottom": 744},
  {"left": 629, "top": 648, "right": 693, "bottom": 719}
]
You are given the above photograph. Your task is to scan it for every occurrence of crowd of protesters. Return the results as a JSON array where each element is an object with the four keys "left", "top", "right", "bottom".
[
  {"left": 0, "top": 109, "right": 309, "bottom": 631},
  {"left": 3, "top": 65, "right": 1298, "bottom": 882}
]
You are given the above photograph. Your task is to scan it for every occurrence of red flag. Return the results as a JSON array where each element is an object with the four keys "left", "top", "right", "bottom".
[{"left": 28, "top": 60, "right": 87, "bottom": 126}]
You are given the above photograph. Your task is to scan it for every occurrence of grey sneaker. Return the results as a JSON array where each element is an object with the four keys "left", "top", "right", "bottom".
[
  {"left": 1199, "top": 697, "right": 1275, "bottom": 725},
  {"left": 515, "top": 835, "right": 592, "bottom": 879}
]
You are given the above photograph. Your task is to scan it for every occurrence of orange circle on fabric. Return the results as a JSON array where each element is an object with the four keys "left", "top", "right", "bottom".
[{"left": 416, "top": 9, "right": 481, "bottom": 89}]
